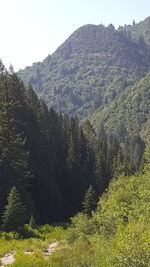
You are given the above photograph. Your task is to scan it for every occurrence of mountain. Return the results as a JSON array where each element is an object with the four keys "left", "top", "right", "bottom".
[
  {"left": 18, "top": 20, "right": 150, "bottom": 119},
  {"left": 91, "top": 71, "right": 150, "bottom": 138}
]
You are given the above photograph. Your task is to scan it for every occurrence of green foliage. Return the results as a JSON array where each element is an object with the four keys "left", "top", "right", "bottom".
[
  {"left": 61, "top": 142, "right": 150, "bottom": 266},
  {"left": 18, "top": 224, "right": 40, "bottom": 239},
  {"left": 2, "top": 187, "right": 27, "bottom": 232},
  {"left": 0, "top": 60, "right": 145, "bottom": 227},
  {"left": 0, "top": 145, "right": 150, "bottom": 267},
  {"left": 29, "top": 215, "right": 36, "bottom": 229},
  {"left": 0, "top": 65, "right": 103, "bottom": 223},
  {"left": 93, "top": 159, "right": 150, "bottom": 235},
  {"left": 92, "top": 70, "right": 150, "bottom": 139},
  {"left": 125, "top": 16, "right": 150, "bottom": 48},
  {"left": 67, "top": 213, "right": 96, "bottom": 243},
  {"left": 82, "top": 185, "right": 97, "bottom": 216},
  {"left": 0, "top": 57, "right": 149, "bottom": 267},
  {"left": 37, "top": 224, "right": 55, "bottom": 234},
  {"left": 0, "top": 69, "right": 33, "bottom": 222},
  {"left": 142, "top": 139, "right": 150, "bottom": 172},
  {"left": 0, "top": 231, "right": 20, "bottom": 240},
  {"left": 18, "top": 22, "right": 149, "bottom": 120},
  {"left": 111, "top": 222, "right": 150, "bottom": 267},
  {"left": 37, "top": 224, "right": 66, "bottom": 241}
]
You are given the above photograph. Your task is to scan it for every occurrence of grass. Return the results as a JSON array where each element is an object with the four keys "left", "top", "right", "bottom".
[
  {"left": 1, "top": 216, "right": 149, "bottom": 266},
  {"left": 0, "top": 223, "right": 110, "bottom": 267},
  {"left": 0, "top": 224, "right": 67, "bottom": 266}
]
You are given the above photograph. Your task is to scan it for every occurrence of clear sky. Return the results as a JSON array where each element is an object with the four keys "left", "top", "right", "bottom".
[{"left": 1, "top": 0, "right": 150, "bottom": 71}]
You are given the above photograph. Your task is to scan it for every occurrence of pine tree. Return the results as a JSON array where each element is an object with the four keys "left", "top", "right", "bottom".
[
  {"left": 2, "top": 186, "right": 27, "bottom": 231},
  {"left": 0, "top": 68, "right": 33, "bottom": 221},
  {"left": 67, "top": 133, "right": 78, "bottom": 169},
  {"left": 29, "top": 214, "right": 36, "bottom": 228},
  {"left": 26, "top": 84, "right": 39, "bottom": 116},
  {"left": 82, "top": 185, "right": 97, "bottom": 216},
  {"left": 95, "top": 124, "right": 108, "bottom": 194},
  {"left": 0, "top": 75, "right": 31, "bottom": 184}
]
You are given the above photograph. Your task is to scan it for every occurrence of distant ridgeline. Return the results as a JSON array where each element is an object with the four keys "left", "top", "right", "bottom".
[
  {"left": 18, "top": 17, "right": 150, "bottom": 138},
  {"left": 0, "top": 62, "right": 145, "bottom": 225}
]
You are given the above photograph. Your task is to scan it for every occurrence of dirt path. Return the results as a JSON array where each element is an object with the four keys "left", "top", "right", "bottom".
[
  {"left": 0, "top": 252, "right": 15, "bottom": 266},
  {"left": 44, "top": 241, "right": 60, "bottom": 258}
]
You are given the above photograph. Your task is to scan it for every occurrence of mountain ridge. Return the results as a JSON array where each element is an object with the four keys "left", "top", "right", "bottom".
[
  {"left": 18, "top": 17, "right": 150, "bottom": 138},
  {"left": 18, "top": 18, "right": 150, "bottom": 122}
]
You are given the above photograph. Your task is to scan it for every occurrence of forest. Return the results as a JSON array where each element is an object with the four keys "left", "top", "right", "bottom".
[
  {"left": 0, "top": 61, "right": 144, "bottom": 226},
  {"left": 0, "top": 60, "right": 148, "bottom": 266},
  {"left": 0, "top": 17, "right": 150, "bottom": 266}
]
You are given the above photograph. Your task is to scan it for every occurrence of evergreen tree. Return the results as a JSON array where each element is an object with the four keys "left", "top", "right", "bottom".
[
  {"left": 0, "top": 69, "right": 33, "bottom": 221},
  {"left": 29, "top": 214, "right": 36, "bottom": 228},
  {"left": 95, "top": 124, "right": 108, "bottom": 193},
  {"left": 0, "top": 72, "right": 31, "bottom": 187},
  {"left": 2, "top": 186, "right": 27, "bottom": 231},
  {"left": 82, "top": 185, "right": 97, "bottom": 216},
  {"left": 67, "top": 133, "right": 78, "bottom": 169},
  {"left": 26, "top": 84, "right": 39, "bottom": 116}
]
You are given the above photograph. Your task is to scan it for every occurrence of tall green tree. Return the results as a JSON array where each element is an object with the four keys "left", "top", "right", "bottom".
[
  {"left": 0, "top": 69, "right": 32, "bottom": 220},
  {"left": 2, "top": 186, "right": 27, "bottom": 231},
  {"left": 0, "top": 73, "right": 31, "bottom": 185},
  {"left": 82, "top": 185, "right": 97, "bottom": 216}
]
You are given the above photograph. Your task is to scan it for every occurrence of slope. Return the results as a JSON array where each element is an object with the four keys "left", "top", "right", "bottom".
[
  {"left": 18, "top": 22, "right": 150, "bottom": 119},
  {"left": 91, "top": 71, "right": 150, "bottom": 138}
]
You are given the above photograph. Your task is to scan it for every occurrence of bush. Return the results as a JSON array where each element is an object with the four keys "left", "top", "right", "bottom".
[
  {"left": 38, "top": 224, "right": 55, "bottom": 234},
  {"left": 17, "top": 225, "right": 41, "bottom": 239},
  {"left": 111, "top": 221, "right": 150, "bottom": 267},
  {"left": 67, "top": 213, "right": 96, "bottom": 243},
  {"left": 38, "top": 224, "right": 66, "bottom": 241},
  {"left": 0, "top": 231, "right": 20, "bottom": 240}
]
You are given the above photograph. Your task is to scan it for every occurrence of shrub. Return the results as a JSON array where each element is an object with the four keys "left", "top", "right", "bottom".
[
  {"left": 18, "top": 224, "right": 41, "bottom": 239},
  {"left": 0, "top": 231, "right": 20, "bottom": 240},
  {"left": 111, "top": 221, "right": 150, "bottom": 267},
  {"left": 67, "top": 213, "right": 96, "bottom": 243}
]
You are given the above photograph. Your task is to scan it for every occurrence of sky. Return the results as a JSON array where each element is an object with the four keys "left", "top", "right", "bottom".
[{"left": 0, "top": 0, "right": 150, "bottom": 71}]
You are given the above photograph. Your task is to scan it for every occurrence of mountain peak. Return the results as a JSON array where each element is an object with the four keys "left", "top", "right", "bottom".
[
  {"left": 53, "top": 23, "right": 117, "bottom": 58},
  {"left": 18, "top": 17, "right": 150, "bottom": 120}
]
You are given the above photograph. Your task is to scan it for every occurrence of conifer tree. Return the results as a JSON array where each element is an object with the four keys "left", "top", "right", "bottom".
[
  {"left": 26, "top": 84, "right": 39, "bottom": 116},
  {"left": 0, "top": 68, "right": 33, "bottom": 221},
  {"left": 67, "top": 133, "right": 77, "bottom": 169},
  {"left": 2, "top": 186, "right": 27, "bottom": 231},
  {"left": 82, "top": 185, "right": 97, "bottom": 216},
  {"left": 0, "top": 73, "right": 31, "bottom": 187},
  {"left": 29, "top": 214, "right": 36, "bottom": 228}
]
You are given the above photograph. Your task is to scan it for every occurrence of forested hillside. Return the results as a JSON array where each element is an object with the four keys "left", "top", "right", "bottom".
[
  {"left": 18, "top": 19, "right": 150, "bottom": 120},
  {"left": 1, "top": 62, "right": 143, "bottom": 226},
  {"left": 91, "top": 70, "right": 150, "bottom": 138}
]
